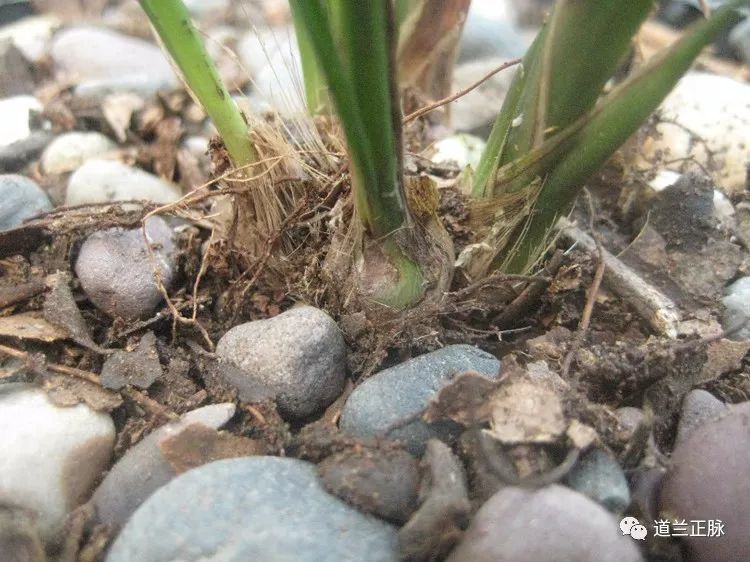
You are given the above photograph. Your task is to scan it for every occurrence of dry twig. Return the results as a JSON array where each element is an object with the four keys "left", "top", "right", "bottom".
[
  {"left": 561, "top": 190, "right": 606, "bottom": 378},
  {"left": 402, "top": 58, "right": 522, "bottom": 124}
]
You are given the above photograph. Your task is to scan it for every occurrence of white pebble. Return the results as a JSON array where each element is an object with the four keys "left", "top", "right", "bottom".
[
  {"left": 41, "top": 132, "right": 116, "bottom": 175},
  {"left": 66, "top": 160, "right": 182, "bottom": 206},
  {"left": 639, "top": 72, "right": 750, "bottom": 197},
  {"left": 0, "top": 384, "right": 115, "bottom": 544},
  {"left": 0, "top": 96, "right": 42, "bottom": 148},
  {"left": 431, "top": 134, "right": 487, "bottom": 170}
]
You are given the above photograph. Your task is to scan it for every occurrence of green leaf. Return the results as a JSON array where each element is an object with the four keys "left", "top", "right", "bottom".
[
  {"left": 290, "top": 2, "right": 329, "bottom": 114},
  {"left": 139, "top": 0, "right": 255, "bottom": 166},
  {"left": 474, "top": 0, "right": 654, "bottom": 198},
  {"left": 472, "top": 34, "right": 540, "bottom": 199},
  {"left": 501, "top": 0, "right": 746, "bottom": 273}
]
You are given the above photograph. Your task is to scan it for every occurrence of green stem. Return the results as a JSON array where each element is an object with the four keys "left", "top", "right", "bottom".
[
  {"left": 289, "top": 0, "right": 408, "bottom": 239},
  {"left": 139, "top": 0, "right": 256, "bottom": 166},
  {"left": 290, "top": 0, "right": 428, "bottom": 308}
]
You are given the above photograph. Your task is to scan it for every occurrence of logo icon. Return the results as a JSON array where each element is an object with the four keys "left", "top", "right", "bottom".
[{"left": 620, "top": 517, "right": 648, "bottom": 540}]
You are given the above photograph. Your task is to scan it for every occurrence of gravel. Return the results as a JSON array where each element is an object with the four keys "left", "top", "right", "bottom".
[
  {"left": 106, "top": 457, "right": 399, "bottom": 562},
  {"left": 565, "top": 448, "right": 632, "bottom": 514},
  {"left": 447, "top": 485, "right": 643, "bottom": 562},
  {"left": 65, "top": 159, "right": 182, "bottom": 206},
  {"left": 41, "top": 131, "right": 115, "bottom": 175},
  {"left": 50, "top": 27, "right": 177, "bottom": 96},
  {"left": 0, "top": 173, "right": 51, "bottom": 230},
  {"left": 74, "top": 216, "right": 177, "bottom": 319},
  {"left": 91, "top": 403, "right": 236, "bottom": 531},
  {"left": 340, "top": 345, "right": 500, "bottom": 455},
  {"left": 216, "top": 306, "right": 347, "bottom": 418},
  {"left": 0, "top": 383, "right": 114, "bottom": 545},
  {"left": 659, "top": 401, "right": 750, "bottom": 562},
  {"left": 675, "top": 389, "right": 728, "bottom": 447}
]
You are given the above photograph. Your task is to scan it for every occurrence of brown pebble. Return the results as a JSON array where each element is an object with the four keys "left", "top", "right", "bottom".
[{"left": 318, "top": 447, "right": 419, "bottom": 524}]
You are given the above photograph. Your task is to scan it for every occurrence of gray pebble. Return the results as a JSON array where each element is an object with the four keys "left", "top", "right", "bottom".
[
  {"left": 216, "top": 306, "right": 346, "bottom": 418},
  {"left": 565, "top": 448, "right": 631, "bottom": 514},
  {"left": 74, "top": 216, "right": 176, "bottom": 320},
  {"left": 659, "top": 401, "right": 750, "bottom": 562},
  {"left": 92, "top": 403, "right": 235, "bottom": 531},
  {"left": 447, "top": 485, "right": 643, "bottom": 562},
  {"left": 0, "top": 131, "right": 53, "bottom": 173},
  {"left": 0, "top": 39, "right": 35, "bottom": 97},
  {"left": 41, "top": 131, "right": 115, "bottom": 175},
  {"left": 340, "top": 345, "right": 500, "bottom": 455},
  {"left": 65, "top": 159, "right": 182, "bottom": 206},
  {"left": 106, "top": 457, "right": 398, "bottom": 562},
  {"left": 675, "top": 389, "right": 728, "bottom": 447},
  {"left": 0, "top": 174, "right": 52, "bottom": 230},
  {"left": 50, "top": 27, "right": 177, "bottom": 96},
  {"left": 722, "top": 276, "right": 750, "bottom": 339},
  {"left": 729, "top": 18, "right": 750, "bottom": 63},
  {"left": 452, "top": 58, "right": 517, "bottom": 135}
]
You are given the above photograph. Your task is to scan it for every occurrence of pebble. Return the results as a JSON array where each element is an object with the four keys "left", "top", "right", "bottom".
[
  {"left": 430, "top": 134, "right": 486, "bottom": 170},
  {"left": 0, "top": 131, "right": 52, "bottom": 173},
  {"left": 50, "top": 27, "right": 177, "bottom": 97},
  {"left": 451, "top": 57, "right": 516, "bottom": 135},
  {"left": 615, "top": 407, "right": 645, "bottom": 441},
  {"left": 458, "top": 0, "right": 526, "bottom": 63},
  {"left": 41, "top": 131, "right": 115, "bottom": 175},
  {"left": 0, "top": 174, "right": 52, "bottom": 230},
  {"left": 0, "top": 383, "right": 115, "bottom": 545},
  {"left": 238, "top": 27, "right": 297, "bottom": 79},
  {"left": 729, "top": 18, "right": 750, "bottom": 63},
  {"left": 184, "top": 0, "right": 230, "bottom": 16},
  {"left": 183, "top": 135, "right": 210, "bottom": 161},
  {"left": 564, "top": 448, "right": 632, "bottom": 514},
  {"left": 646, "top": 171, "right": 736, "bottom": 230},
  {"left": 447, "top": 485, "right": 643, "bottom": 562},
  {"left": 0, "top": 39, "right": 35, "bottom": 97},
  {"left": 0, "top": 15, "right": 59, "bottom": 61},
  {"left": 106, "top": 457, "right": 398, "bottom": 562},
  {"left": 92, "top": 404, "right": 236, "bottom": 531},
  {"left": 238, "top": 28, "right": 304, "bottom": 113},
  {"left": 216, "top": 306, "right": 346, "bottom": 418},
  {"left": 74, "top": 216, "right": 177, "bottom": 320},
  {"left": 340, "top": 345, "right": 500, "bottom": 455},
  {"left": 659, "top": 401, "right": 750, "bottom": 562},
  {"left": 0, "top": 505, "right": 45, "bottom": 562},
  {"left": 65, "top": 159, "right": 182, "bottom": 206},
  {"left": 675, "top": 389, "right": 728, "bottom": 446},
  {"left": 318, "top": 448, "right": 420, "bottom": 524},
  {"left": 638, "top": 72, "right": 750, "bottom": 197},
  {"left": 0, "top": 95, "right": 41, "bottom": 148},
  {"left": 721, "top": 276, "right": 750, "bottom": 340}
]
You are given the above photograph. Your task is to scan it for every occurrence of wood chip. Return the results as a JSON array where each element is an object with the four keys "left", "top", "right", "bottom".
[{"left": 0, "top": 311, "right": 68, "bottom": 342}]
